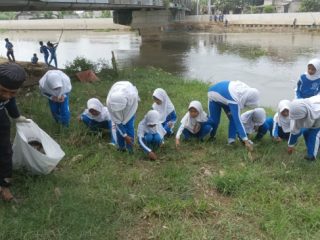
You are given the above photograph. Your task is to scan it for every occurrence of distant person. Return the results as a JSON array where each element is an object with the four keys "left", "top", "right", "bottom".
[
  {"left": 293, "top": 18, "right": 297, "bottom": 28},
  {"left": 47, "top": 41, "right": 58, "bottom": 68},
  {"left": 39, "top": 41, "right": 49, "bottom": 66},
  {"left": 31, "top": 53, "right": 38, "bottom": 64},
  {"left": 225, "top": 19, "right": 228, "bottom": 27},
  {"left": 152, "top": 88, "right": 177, "bottom": 136},
  {"left": 296, "top": 58, "right": 320, "bottom": 99},
  {"left": 39, "top": 70, "right": 72, "bottom": 127},
  {"left": 4, "top": 38, "right": 15, "bottom": 62},
  {"left": 214, "top": 15, "right": 218, "bottom": 22}
]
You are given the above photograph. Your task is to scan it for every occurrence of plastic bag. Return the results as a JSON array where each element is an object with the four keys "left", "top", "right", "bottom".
[{"left": 12, "top": 120, "right": 65, "bottom": 175}]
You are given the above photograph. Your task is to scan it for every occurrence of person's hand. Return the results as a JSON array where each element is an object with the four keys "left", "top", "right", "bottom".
[
  {"left": 58, "top": 95, "right": 65, "bottom": 102},
  {"left": 244, "top": 140, "right": 253, "bottom": 152},
  {"left": 15, "top": 116, "right": 30, "bottom": 123},
  {"left": 148, "top": 151, "right": 157, "bottom": 161},
  {"left": 175, "top": 139, "right": 180, "bottom": 149},
  {"left": 124, "top": 136, "right": 133, "bottom": 146},
  {"left": 168, "top": 121, "right": 174, "bottom": 128},
  {"left": 51, "top": 96, "right": 59, "bottom": 102},
  {"left": 273, "top": 137, "right": 282, "bottom": 142},
  {"left": 287, "top": 147, "right": 294, "bottom": 155}
]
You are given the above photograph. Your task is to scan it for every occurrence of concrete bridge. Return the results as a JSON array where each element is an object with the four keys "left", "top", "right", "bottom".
[
  {"left": 0, "top": 0, "right": 191, "bottom": 40},
  {"left": 0, "top": 0, "right": 165, "bottom": 11}
]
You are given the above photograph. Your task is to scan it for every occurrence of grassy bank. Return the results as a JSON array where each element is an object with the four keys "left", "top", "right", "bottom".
[{"left": 1, "top": 67, "right": 320, "bottom": 239}]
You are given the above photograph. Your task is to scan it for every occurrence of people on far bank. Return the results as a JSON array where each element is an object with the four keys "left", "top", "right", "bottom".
[
  {"left": 39, "top": 41, "right": 50, "bottom": 66},
  {"left": 4, "top": 38, "right": 15, "bottom": 62},
  {"left": 47, "top": 41, "right": 58, "bottom": 68},
  {"left": 31, "top": 53, "right": 38, "bottom": 65}
]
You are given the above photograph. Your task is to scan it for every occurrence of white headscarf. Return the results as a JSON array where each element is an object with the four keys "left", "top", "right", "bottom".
[
  {"left": 306, "top": 58, "right": 320, "bottom": 81},
  {"left": 152, "top": 88, "right": 175, "bottom": 123},
  {"left": 241, "top": 108, "right": 266, "bottom": 134},
  {"left": 106, "top": 81, "right": 139, "bottom": 124},
  {"left": 289, "top": 95, "right": 320, "bottom": 134},
  {"left": 274, "top": 100, "right": 291, "bottom": 133},
  {"left": 180, "top": 101, "right": 208, "bottom": 134},
  {"left": 229, "top": 81, "right": 260, "bottom": 109},
  {"left": 137, "top": 110, "right": 166, "bottom": 138},
  {"left": 39, "top": 70, "right": 72, "bottom": 97},
  {"left": 84, "top": 98, "right": 111, "bottom": 122}
]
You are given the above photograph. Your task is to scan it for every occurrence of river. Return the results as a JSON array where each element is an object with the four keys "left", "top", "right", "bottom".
[{"left": 1, "top": 30, "right": 320, "bottom": 107}]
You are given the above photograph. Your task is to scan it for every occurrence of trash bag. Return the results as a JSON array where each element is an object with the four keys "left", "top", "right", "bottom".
[{"left": 12, "top": 120, "right": 65, "bottom": 175}]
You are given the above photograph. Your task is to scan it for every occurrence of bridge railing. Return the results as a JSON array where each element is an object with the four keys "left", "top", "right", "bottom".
[{"left": 42, "top": 0, "right": 164, "bottom": 6}]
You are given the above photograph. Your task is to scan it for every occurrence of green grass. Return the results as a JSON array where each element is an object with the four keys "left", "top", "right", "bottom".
[{"left": 2, "top": 67, "right": 320, "bottom": 239}]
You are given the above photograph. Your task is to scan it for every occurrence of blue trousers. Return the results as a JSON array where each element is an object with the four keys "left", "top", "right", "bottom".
[
  {"left": 303, "top": 128, "right": 320, "bottom": 158},
  {"left": 81, "top": 114, "right": 116, "bottom": 143},
  {"left": 48, "top": 95, "right": 70, "bottom": 127},
  {"left": 209, "top": 101, "right": 238, "bottom": 142},
  {"left": 182, "top": 124, "right": 212, "bottom": 140},
  {"left": 43, "top": 54, "right": 49, "bottom": 66},
  {"left": 49, "top": 55, "right": 57, "bottom": 68},
  {"left": 116, "top": 116, "right": 135, "bottom": 152},
  {"left": 140, "top": 133, "right": 162, "bottom": 153}
]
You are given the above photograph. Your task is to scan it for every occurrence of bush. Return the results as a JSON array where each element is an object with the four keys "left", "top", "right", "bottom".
[
  {"left": 263, "top": 5, "right": 275, "bottom": 13},
  {"left": 64, "top": 57, "right": 98, "bottom": 76}
]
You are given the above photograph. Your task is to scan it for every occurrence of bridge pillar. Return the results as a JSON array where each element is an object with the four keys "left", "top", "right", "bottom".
[{"left": 131, "top": 10, "right": 172, "bottom": 41}]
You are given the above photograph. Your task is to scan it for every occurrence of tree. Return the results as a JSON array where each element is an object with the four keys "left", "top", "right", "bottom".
[{"left": 300, "top": 0, "right": 320, "bottom": 12}]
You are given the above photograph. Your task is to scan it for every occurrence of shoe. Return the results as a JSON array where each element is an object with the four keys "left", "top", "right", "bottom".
[
  {"left": 304, "top": 156, "right": 316, "bottom": 161},
  {"left": 0, "top": 187, "right": 14, "bottom": 202}
]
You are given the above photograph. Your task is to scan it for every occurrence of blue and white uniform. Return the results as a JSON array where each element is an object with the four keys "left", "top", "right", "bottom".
[
  {"left": 152, "top": 88, "right": 177, "bottom": 136},
  {"left": 296, "top": 58, "right": 320, "bottom": 99},
  {"left": 138, "top": 110, "right": 166, "bottom": 154},
  {"left": 39, "top": 70, "right": 72, "bottom": 127},
  {"left": 208, "top": 80, "right": 259, "bottom": 143},
  {"left": 288, "top": 96, "right": 320, "bottom": 159},
  {"left": 272, "top": 100, "right": 291, "bottom": 140},
  {"left": 176, "top": 101, "right": 212, "bottom": 141},
  {"left": 80, "top": 98, "right": 117, "bottom": 144},
  {"left": 241, "top": 108, "right": 273, "bottom": 140},
  {"left": 106, "top": 81, "right": 139, "bottom": 152}
]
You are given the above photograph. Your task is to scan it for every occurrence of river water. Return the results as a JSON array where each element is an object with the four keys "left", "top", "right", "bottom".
[{"left": 1, "top": 30, "right": 320, "bottom": 107}]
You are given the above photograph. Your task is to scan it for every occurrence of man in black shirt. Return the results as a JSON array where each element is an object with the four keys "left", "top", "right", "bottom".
[{"left": 0, "top": 63, "right": 29, "bottom": 201}]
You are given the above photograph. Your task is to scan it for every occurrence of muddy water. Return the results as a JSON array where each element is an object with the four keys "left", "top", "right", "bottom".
[{"left": 1, "top": 30, "right": 320, "bottom": 107}]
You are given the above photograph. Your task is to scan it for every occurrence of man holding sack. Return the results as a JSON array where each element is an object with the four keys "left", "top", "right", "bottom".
[{"left": 0, "top": 63, "right": 29, "bottom": 201}]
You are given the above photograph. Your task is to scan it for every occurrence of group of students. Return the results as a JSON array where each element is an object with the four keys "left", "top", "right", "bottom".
[
  {"left": 1, "top": 57, "right": 320, "bottom": 201},
  {"left": 36, "top": 58, "right": 320, "bottom": 161}
]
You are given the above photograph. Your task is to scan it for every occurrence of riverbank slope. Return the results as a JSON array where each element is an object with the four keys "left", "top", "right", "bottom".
[{"left": 2, "top": 67, "right": 320, "bottom": 239}]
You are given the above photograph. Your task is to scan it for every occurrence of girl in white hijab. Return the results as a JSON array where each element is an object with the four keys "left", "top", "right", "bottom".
[
  {"left": 39, "top": 70, "right": 72, "bottom": 126},
  {"left": 106, "top": 81, "right": 139, "bottom": 152},
  {"left": 79, "top": 98, "right": 117, "bottom": 144},
  {"left": 152, "top": 88, "right": 176, "bottom": 136},
  {"left": 240, "top": 107, "right": 273, "bottom": 141},
  {"left": 138, "top": 110, "right": 166, "bottom": 160},
  {"left": 296, "top": 58, "right": 320, "bottom": 99},
  {"left": 288, "top": 95, "right": 320, "bottom": 161},
  {"left": 208, "top": 80, "right": 259, "bottom": 151},
  {"left": 272, "top": 100, "right": 291, "bottom": 141},
  {"left": 175, "top": 101, "right": 212, "bottom": 148}
]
